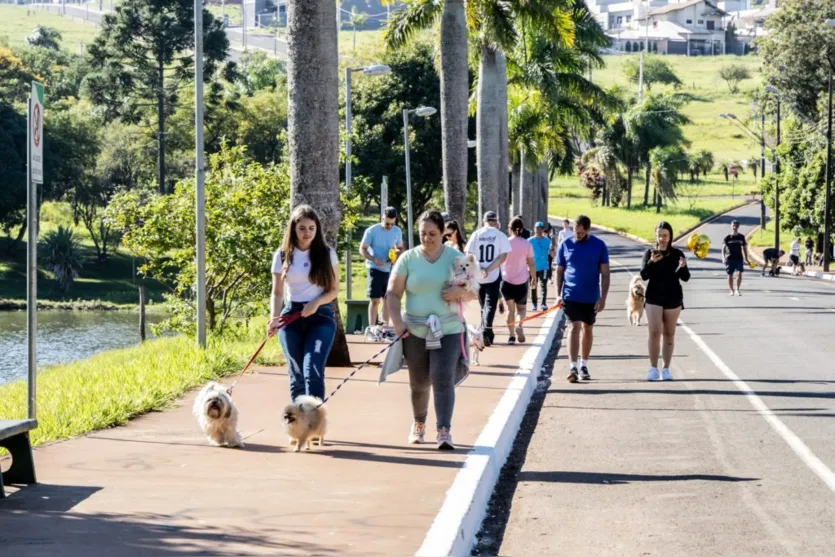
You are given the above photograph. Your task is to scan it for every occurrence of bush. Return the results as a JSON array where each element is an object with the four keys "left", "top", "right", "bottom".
[
  {"left": 40, "top": 225, "right": 83, "bottom": 292},
  {"left": 718, "top": 64, "right": 751, "bottom": 94}
]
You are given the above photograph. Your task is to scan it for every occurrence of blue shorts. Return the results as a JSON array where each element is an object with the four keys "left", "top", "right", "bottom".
[{"left": 726, "top": 259, "right": 744, "bottom": 275}]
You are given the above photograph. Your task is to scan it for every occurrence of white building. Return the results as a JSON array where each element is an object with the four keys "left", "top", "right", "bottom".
[{"left": 604, "top": 0, "right": 729, "bottom": 56}]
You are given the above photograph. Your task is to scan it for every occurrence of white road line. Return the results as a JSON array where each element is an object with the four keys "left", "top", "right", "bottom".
[
  {"left": 680, "top": 322, "right": 835, "bottom": 495},
  {"left": 613, "top": 256, "right": 835, "bottom": 494},
  {"left": 789, "top": 297, "right": 800, "bottom": 301}
]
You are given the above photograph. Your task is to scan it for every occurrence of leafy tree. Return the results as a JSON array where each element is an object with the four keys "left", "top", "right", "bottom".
[
  {"left": 759, "top": 0, "right": 835, "bottom": 120},
  {"left": 718, "top": 64, "right": 751, "bottom": 94},
  {"left": 649, "top": 145, "right": 687, "bottom": 211},
  {"left": 235, "top": 50, "right": 285, "bottom": 95},
  {"left": 13, "top": 45, "right": 91, "bottom": 101},
  {"left": 349, "top": 41, "right": 475, "bottom": 219},
  {"left": 695, "top": 149, "right": 715, "bottom": 177},
  {"left": 85, "top": 0, "right": 229, "bottom": 194},
  {"left": 0, "top": 47, "right": 40, "bottom": 102},
  {"left": 623, "top": 56, "right": 682, "bottom": 91},
  {"left": 0, "top": 102, "right": 27, "bottom": 245},
  {"left": 108, "top": 144, "right": 291, "bottom": 333},
  {"left": 25, "top": 26, "right": 62, "bottom": 50}
]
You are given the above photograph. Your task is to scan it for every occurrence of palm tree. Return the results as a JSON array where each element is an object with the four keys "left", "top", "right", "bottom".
[
  {"left": 287, "top": 0, "right": 350, "bottom": 366},
  {"left": 349, "top": 7, "right": 368, "bottom": 51},
  {"left": 386, "top": 0, "right": 469, "bottom": 226}
]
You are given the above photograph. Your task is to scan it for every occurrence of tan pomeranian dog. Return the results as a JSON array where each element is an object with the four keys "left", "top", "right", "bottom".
[
  {"left": 626, "top": 275, "right": 646, "bottom": 326},
  {"left": 282, "top": 395, "right": 327, "bottom": 452},
  {"left": 193, "top": 381, "right": 244, "bottom": 448}
]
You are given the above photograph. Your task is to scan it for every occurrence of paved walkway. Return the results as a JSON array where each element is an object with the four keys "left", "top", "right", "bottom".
[
  {"left": 493, "top": 209, "right": 835, "bottom": 556},
  {"left": 0, "top": 305, "right": 557, "bottom": 555}
]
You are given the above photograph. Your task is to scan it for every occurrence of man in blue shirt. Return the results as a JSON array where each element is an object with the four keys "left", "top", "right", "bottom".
[
  {"left": 528, "top": 222, "right": 554, "bottom": 311},
  {"left": 556, "top": 215, "right": 610, "bottom": 383},
  {"left": 360, "top": 207, "right": 404, "bottom": 331}
]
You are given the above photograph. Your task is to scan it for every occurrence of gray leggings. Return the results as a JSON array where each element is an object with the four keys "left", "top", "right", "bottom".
[{"left": 402, "top": 333, "right": 459, "bottom": 430}]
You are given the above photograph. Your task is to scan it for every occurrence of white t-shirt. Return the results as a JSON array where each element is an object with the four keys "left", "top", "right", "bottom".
[
  {"left": 790, "top": 240, "right": 801, "bottom": 257},
  {"left": 558, "top": 228, "right": 573, "bottom": 247},
  {"left": 271, "top": 247, "right": 339, "bottom": 302},
  {"left": 466, "top": 226, "right": 512, "bottom": 284}
]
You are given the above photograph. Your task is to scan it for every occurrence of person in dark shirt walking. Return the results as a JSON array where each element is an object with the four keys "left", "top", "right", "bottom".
[
  {"left": 722, "top": 220, "right": 750, "bottom": 296},
  {"left": 640, "top": 222, "right": 690, "bottom": 381}
]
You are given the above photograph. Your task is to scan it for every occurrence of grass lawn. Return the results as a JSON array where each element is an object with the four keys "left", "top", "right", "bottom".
[
  {"left": 748, "top": 224, "right": 798, "bottom": 252},
  {"left": 0, "top": 5, "right": 100, "bottom": 50},
  {"left": 548, "top": 196, "right": 746, "bottom": 242},
  {"left": 0, "top": 316, "right": 282, "bottom": 449},
  {"left": 550, "top": 171, "right": 760, "bottom": 200},
  {"left": 597, "top": 55, "right": 764, "bottom": 162}
]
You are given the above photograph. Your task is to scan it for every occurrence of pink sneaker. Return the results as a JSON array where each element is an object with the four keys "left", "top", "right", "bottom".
[{"left": 436, "top": 427, "right": 455, "bottom": 450}]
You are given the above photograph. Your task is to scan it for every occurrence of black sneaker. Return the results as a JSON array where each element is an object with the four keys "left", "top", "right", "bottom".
[
  {"left": 567, "top": 370, "right": 579, "bottom": 383},
  {"left": 508, "top": 336, "right": 516, "bottom": 345},
  {"left": 580, "top": 366, "right": 591, "bottom": 380}
]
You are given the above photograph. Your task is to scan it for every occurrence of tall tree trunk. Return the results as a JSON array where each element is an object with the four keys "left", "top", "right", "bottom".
[
  {"left": 477, "top": 44, "right": 500, "bottom": 223},
  {"left": 497, "top": 51, "right": 510, "bottom": 231},
  {"left": 157, "top": 59, "right": 166, "bottom": 195},
  {"left": 440, "top": 0, "right": 468, "bottom": 226},
  {"left": 511, "top": 161, "right": 521, "bottom": 217},
  {"left": 538, "top": 164, "right": 549, "bottom": 224},
  {"left": 643, "top": 163, "right": 650, "bottom": 206},
  {"left": 520, "top": 152, "right": 535, "bottom": 227},
  {"left": 287, "top": 0, "right": 350, "bottom": 366},
  {"left": 627, "top": 164, "right": 633, "bottom": 208}
]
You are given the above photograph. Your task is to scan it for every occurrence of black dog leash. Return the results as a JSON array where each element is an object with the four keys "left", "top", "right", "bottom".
[{"left": 317, "top": 332, "right": 406, "bottom": 407}]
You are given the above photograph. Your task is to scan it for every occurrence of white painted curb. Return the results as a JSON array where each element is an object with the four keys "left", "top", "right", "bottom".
[{"left": 415, "top": 309, "right": 564, "bottom": 557}]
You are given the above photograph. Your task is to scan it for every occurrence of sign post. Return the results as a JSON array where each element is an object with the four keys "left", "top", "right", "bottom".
[
  {"left": 28, "top": 81, "right": 44, "bottom": 421},
  {"left": 380, "top": 176, "right": 388, "bottom": 217}
]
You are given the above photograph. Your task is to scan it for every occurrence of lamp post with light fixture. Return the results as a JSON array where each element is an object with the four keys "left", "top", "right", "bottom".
[
  {"left": 402, "top": 106, "right": 438, "bottom": 249},
  {"left": 344, "top": 64, "right": 391, "bottom": 299}
]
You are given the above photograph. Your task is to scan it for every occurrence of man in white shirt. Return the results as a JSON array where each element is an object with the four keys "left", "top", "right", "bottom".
[{"left": 466, "top": 211, "right": 512, "bottom": 346}]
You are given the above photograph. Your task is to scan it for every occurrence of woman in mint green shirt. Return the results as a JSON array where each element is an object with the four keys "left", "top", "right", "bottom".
[{"left": 387, "top": 210, "right": 476, "bottom": 451}]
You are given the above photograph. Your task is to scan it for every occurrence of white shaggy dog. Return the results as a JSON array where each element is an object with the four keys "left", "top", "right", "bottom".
[
  {"left": 626, "top": 275, "right": 646, "bottom": 326},
  {"left": 192, "top": 381, "right": 244, "bottom": 448},
  {"left": 468, "top": 323, "right": 485, "bottom": 365}
]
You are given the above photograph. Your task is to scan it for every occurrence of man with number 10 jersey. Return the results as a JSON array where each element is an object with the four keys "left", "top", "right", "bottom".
[{"left": 466, "top": 211, "right": 512, "bottom": 346}]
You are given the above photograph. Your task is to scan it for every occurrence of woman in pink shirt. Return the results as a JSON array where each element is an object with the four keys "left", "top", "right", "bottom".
[{"left": 500, "top": 217, "right": 537, "bottom": 344}]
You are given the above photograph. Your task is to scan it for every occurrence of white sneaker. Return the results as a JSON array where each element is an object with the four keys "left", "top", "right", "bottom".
[
  {"left": 735, "top": 290, "right": 742, "bottom": 296},
  {"left": 660, "top": 368, "right": 673, "bottom": 381},
  {"left": 436, "top": 427, "right": 455, "bottom": 450},
  {"left": 729, "top": 290, "right": 735, "bottom": 296},
  {"left": 647, "top": 367, "right": 660, "bottom": 381},
  {"left": 408, "top": 421, "right": 426, "bottom": 444}
]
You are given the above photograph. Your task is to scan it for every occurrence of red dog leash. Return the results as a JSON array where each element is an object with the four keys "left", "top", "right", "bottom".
[
  {"left": 226, "top": 311, "right": 302, "bottom": 395},
  {"left": 506, "top": 301, "right": 563, "bottom": 327}
]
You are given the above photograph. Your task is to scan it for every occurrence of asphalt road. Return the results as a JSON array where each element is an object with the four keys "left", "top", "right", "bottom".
[{"left": 480, "top": 204, "right": 835, "bottom": 556}]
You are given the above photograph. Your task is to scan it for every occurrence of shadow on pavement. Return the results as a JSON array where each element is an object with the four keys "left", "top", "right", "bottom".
[
  {"left": 516, "top": 471, "right": 759, "bottom": 485},
  {"left": 1, "top": 485, "right": 335, "bottom": 556}
]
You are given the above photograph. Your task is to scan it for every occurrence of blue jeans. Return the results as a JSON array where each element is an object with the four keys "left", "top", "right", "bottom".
[{"left": 277, "top": 302, "right": 336, "bottom": 401}]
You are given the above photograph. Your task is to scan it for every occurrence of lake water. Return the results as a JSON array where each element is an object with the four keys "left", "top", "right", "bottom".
[{"left": 0, "top": 310, "right": 166, "bottom": 386}]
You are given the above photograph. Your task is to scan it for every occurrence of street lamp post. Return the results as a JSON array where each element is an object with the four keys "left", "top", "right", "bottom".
[
  {"left": 823, "top": 19, "right": 835, "bottom": 271},
  {"left": 195, "top": 0, "right": 206, "bottom": 348},
  {"left": 344, "top": 64, "right": 391, "bottom": 299},
  {"left": 765, "top": 86, "right": 782, "bottom": 251},
  {"left": 402, "top": 106, "right": 438, "bottom": 249}
]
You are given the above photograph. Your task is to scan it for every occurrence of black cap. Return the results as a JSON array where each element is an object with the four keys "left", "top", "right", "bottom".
[
  {"left": 483, "top": 211, "right": 498, "bottom": 221},
  {"left": 731, "top": 220, "right": 740, "bottom": 226}
]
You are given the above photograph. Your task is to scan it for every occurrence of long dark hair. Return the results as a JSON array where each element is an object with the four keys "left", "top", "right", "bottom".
[
  {"left": 656, "top": 221, "right": 674, "bottom": 250},
  {"left": 445, "top": 219, "right": 467, "bottom": 251},
  {"left": 281, "top": 204, "right": 334, "bottom": 292}
]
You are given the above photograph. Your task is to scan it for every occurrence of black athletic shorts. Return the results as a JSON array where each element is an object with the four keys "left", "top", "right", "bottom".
[
  {"left": 563, "top": 300, "right": 597, "bottom": 326},
  {"left": 366, "top": 268, "right": 390, "bottom": 299},
  {"left": 500, "top": 280, "right": 529, "bottom": 305},
  {"left": 790, "top": 254, "right": 800, "bottom": 266}
]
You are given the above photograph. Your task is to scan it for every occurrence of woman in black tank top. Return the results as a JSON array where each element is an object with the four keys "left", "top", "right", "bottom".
[{"left": 640, "top": 221, "right": 690, "bottom": 381}]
